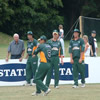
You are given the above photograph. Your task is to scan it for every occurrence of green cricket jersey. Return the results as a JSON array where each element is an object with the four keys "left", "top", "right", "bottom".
[
  {"left": 34, "top": 43, "right": 51, "bottom": 63},
  {"left": 69, "top": 38, "right": 85, "bottom": 59},
  {"left": 27, "top": 39, "right": 38, "bottom": 55},
  {"left": 47, "top": 39, "right": 63, "bottom": 56}
]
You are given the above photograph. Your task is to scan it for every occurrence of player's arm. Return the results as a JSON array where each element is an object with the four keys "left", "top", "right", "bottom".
[
  {"left": 32, "top": 40, "right": 38, "bottom": 55},
  {"left": 33, "top": 45, "right": 42, "bottom": 57},
  {"left": 69, "top": 40, "right": 74, "bottom": 64},
  {"left": 25, "top": 42, "right": 29, "bottom": 59}
]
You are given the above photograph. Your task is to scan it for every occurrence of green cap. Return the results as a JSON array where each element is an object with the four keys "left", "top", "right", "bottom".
[
  {"left": 53, "top": 30, "right": 58, "bottom": 34},
  {"left": 74, "top": 29, "right": 81, "bottom": 34},
  {"left": 27, "top": 31, "right": 33, "bottom": 35},
  {"left": 38, "top": 35, "right": 47, "bottom": 41}
]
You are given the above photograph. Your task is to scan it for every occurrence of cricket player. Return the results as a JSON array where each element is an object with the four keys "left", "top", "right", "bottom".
[
  {"left": 46, "top": 30, "right": 63, "bottom": 89},
  {"left": 69, "top": 29, "right": 85, "bottom": 88},
  {"left": 32, "top": 35, "right": 51, "bottom": 96},
  {"left": 25, "top": 31, "right": 38, "bottom": 86}
]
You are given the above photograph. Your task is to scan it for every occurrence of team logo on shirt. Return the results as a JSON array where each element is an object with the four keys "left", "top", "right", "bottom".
[
  {"left": 52, "top": 47, "right": 58, "bottom": 51},
  {"left": 28, "top": 48, "right": 32, "bottom": 51}
]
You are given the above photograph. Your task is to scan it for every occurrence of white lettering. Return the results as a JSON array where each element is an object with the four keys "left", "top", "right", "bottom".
[
  {"left": 0, "top": 70, "right": 3, "bottom": 77},
  {"left": 17, "top": 69, "right": 23, "bottom": 76},
  {"left": 59, "top": 68, "right": 65, "bottom": 75},
  {"left": 4, "top": 69, "right": 10, "bottom": 77},
  {"left": 10, "top": 69, "right": 17, "bottom": 76},
  {"left": 65, "top": 68, "right": 72, "bottom": 75}
]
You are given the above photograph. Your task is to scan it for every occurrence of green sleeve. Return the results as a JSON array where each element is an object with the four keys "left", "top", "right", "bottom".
[
  {"left": 34, "top": 39, "right": 38, "bottom": 46},
  {"left": 80, "top": 39, "right": 85, "bottom": 52},
  {"left": 27, "top": 42, "right": 28, "bottom": 53},
  {"left": 60, "top": 42, "right": 63, "bottom": 55},
  {"left": 34, "top": 45, "right": 42, "bottom": 55},
  {"left": 69, "top": 40, "right": 72, "bottom": 53}
]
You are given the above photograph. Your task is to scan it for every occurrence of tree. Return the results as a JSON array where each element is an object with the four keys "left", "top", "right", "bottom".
[{"left": 0, "top": 0, "right": 63, "bottom": 39}]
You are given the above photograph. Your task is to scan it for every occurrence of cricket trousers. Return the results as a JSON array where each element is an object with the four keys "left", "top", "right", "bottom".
[
  {"left": 72, "top": 58, "right": 85, "bottom": 86},
  {"left": 26, "top": 55, "right": 38, "bottom": 84},
  {"left": 46, "top": 56, "right": 60, "bottom": 87},
  {"left": 34, "top": 62, "right": 50, "bottom": 93}
]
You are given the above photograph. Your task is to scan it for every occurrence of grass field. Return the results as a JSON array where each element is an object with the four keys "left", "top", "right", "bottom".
[
  {"left": 0, "top": 84, "right": 100, "bottom": 100},
  {"left": 0, "top": 32, "right": 100, "bottom": 59}
]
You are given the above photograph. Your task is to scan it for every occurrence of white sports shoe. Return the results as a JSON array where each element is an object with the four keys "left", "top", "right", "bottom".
[
  {"left": 32, "top": 92, "right": 41, "bottom": 96},
  {"left": 72, "top": 85, "right": 79, "bottom": 88},
  {"left": 23, "top": 83, "right": 31, "bottom": 86},
  {"left": 55, "top": 86, "right": 59, "bottom": 89},
  {"left": 81, "top": 84, "right": 85, "bottom": 88},
  {"left": 30, "top": 83, "right": 36, "bottom": 86},
  {"left": 43, "top": 89, "right": 51, "bottom": 96}
]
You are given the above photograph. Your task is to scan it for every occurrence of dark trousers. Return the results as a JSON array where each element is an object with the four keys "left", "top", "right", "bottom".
[
  {"left": 72, "top": 58, "right": 85, "bottom": 86},
  {"left": 11, "top": 55, "right": 21, "bottom": 59}
]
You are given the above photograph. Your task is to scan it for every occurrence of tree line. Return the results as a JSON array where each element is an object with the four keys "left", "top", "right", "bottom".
[{"left": 0, "top": 0, "right": 100, "bottom": 39}]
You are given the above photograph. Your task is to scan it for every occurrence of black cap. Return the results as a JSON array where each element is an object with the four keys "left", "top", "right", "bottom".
[{"left": 91, "top": 30, "right": 96, "bottom": 34}]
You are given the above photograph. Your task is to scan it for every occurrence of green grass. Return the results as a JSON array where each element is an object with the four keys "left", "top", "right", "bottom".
[
  {"left": 0, "top": 84, "right": 100, "bottom": 100},
  {"left": 0, "top": 32, "right": 100, "bottom": 59}
]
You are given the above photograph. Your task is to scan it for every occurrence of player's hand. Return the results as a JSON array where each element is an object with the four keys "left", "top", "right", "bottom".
[
  {"left": 61, "top": 59, "right": 64, "bottom": 65},
  {"left": 91, "top": 52, "right": 93, "bottom": 56},
  {"left": 6, "top": 57, "right": 9, "bottom": 62},
  {"left": 79, "top": 58, "right": 82, "bottom": 63},
  {"left": 19, "top": 57, "right": 23, "bottom": 62},
  {"left": 70, "top": 59, "right": 74, "bottom": 64},
  {"left": 32, "top": 55, "right": 36, "bottom": 58}
]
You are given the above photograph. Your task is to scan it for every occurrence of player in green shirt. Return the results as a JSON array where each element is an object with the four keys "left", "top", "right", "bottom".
[
  {"left": 46, "top": 30, "right": 64, "bottom": 89},
  {"left": 69, "top": 29, "right": 85, "bottom": 88},
  {"left": 24, "top": 31, "right": 38, "bottom": 86},
  {"left": 32, "top": 35, "right": 51, "bottom": 96}
]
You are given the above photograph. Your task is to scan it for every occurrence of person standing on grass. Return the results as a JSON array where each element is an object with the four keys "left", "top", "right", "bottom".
[
  {"left": 45, "top": 30, "right": 64, "bottom": 89},
  {"left": 24, "top": 31, "right": 38, "bottom": 86},
  {"left": 89, "top": 30, "right": 96, "bottom": 57},
  {"left": 58, "top": 24, "right": 65, "bottom": 57},
  {"left": 6, "top": 33, "right": 25, "bottom": 62},
  {"left": 32, "top": 35, "right": 51, "bottom": 96},
  {"left": 83, "top": 35, "right": 91, "bottom": 57},
  {"left": 69, "top": 29, "right": 85, "bottom": 88}
]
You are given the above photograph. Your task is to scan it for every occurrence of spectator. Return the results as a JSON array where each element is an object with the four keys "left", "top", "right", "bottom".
[
  {"left": 83, "top": 35, "right": 90, "bottom": 57},
  {"left": 94, "top": 38, "right": 98, "bottom": 56},
  {"left": 58, "top": 24, "right": 65, "bottom": 57},
  {"left": 6, "top": 33, "right": 25, "bottom": 62},
  {"left": 89, "top": 30, "right": 96, "bottom": 57}
]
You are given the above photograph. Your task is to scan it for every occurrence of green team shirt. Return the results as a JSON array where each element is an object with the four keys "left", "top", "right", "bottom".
[
  {"left": 69, "top": 38, "right": 85, "bottom": 59},
  {"left": 47, "top": 39, "right": 63, "bottom": 56},
  {"left": 27, "top": 39, "right": 38, "bottom": 55},
  {"left": 34, "top": 43, "right": 51, "bottom": 63}
]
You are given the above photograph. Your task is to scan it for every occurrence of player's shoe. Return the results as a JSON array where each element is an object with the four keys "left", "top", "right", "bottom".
[
  {"left": 30, "top": 83, "right": 36, "bottom": 86},
  {"left": 81, "top": 84, "right": 85, "bottom": 88},
  {"left": 43, "top": 89, "right": 51, "bottom": 96},
  {"left": 32, "top": 92, "right": 41, "bottom": 96},
  {"left": 72, "top": 85, "right": 79, "bottom": 88},
  {"left": 55, "top": 86, "right": 59, "bottom": 89},
  {"left": 23, "top": 82, "right": 31, "bottom": 86}
]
